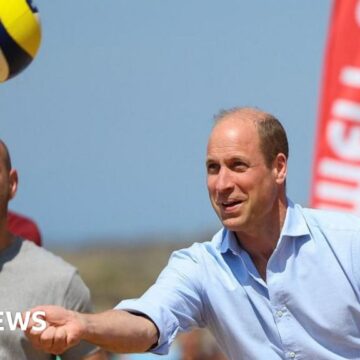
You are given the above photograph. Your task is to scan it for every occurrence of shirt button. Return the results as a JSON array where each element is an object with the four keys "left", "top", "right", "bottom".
[
  {"left": 288, "top": 352, "right": 296, "bottom": 358},
  {"left": 276, "top": 310, "right": 284, "bottom": 317}
]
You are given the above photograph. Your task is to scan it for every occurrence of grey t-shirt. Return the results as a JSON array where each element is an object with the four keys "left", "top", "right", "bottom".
[{"left": 0, "top": 237, "right": 97, "bottom": 360}]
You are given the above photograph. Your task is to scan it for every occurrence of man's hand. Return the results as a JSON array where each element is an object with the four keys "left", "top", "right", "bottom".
[
  {"left": 24, "top": 307, "right": 158, "bottom": 354},
  {"left": 23, "top": 305, "right": 86, "bottom": 355}
]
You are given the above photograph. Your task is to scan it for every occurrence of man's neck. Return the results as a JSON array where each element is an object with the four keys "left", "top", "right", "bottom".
[
  {"left": 235, "top": 197, "right": 288, "bottom": 280},
  {"left": 0, "top": 219, "right": 14, "bottom": 252}
]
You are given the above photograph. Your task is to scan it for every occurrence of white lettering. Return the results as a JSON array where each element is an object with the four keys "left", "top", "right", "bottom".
[
  {"left": 332, "top": 100, "right": 360, "bottom": 122},
  {"left": 0, "top": 311, "right": 46, "bottom": 331},
  {"left": 340, "top": 67, "right": 360, "bottom": 88},
  {"left": 6, "top": 311, "right": 30, "bottom": 331},
  {"left": 314, "top": 48, "right": 360, "bottom": 214},
  {"left": 316, "top": 181, "right": 360, "bottom": 205},
  {"left": 327, "top": 119, "right": 360, "bottom": 161},
  {"left": 319, "top": 157, "right": 360, "bottom": 182},
  {"left": 31, "top": 311, "right": 46, "bottom": 332}
]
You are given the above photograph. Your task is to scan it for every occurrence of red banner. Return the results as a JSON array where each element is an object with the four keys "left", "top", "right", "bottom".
[{"left": 310, "top": 0, "right": 360, "bottom": 215}]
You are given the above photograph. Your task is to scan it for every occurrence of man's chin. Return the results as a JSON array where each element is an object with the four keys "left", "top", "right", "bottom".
[{"left": 221, "top": 217, "right": 245, "bottom": 232}]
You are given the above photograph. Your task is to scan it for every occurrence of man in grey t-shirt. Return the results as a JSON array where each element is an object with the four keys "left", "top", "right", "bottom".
[{"left": 0, "top": 140, "right": 107, "bottom": 360}]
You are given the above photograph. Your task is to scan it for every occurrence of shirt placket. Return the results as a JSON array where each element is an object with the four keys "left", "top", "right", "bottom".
[{"left": 267, "top": 242, "right": 301, "bottom": 360}]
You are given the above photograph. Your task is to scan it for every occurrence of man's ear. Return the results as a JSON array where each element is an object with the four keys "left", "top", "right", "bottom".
[
  {"left": 273, "top": 153, "right": 287, "bottom": 185},
  {"left": 9, "top": 169, "right": 18, "bottom": 200}
]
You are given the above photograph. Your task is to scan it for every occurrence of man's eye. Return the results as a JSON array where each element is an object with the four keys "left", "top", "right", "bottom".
[
  {"left": 207, "top": 163, "right": 219, "bottom": 174},
  {"left": 233, "top": 162, "right": 248, "bottom": 172}
]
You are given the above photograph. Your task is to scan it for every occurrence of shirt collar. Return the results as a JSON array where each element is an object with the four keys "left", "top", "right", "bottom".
[
  {"left": 219, "top": 228, "right": 242, "bottom": 255},
  {"left": 218, "top": 198, "right": 310, "bottom": 254},
  {"left": 280, "top": 198, "right": 309, "bottom": 238}
]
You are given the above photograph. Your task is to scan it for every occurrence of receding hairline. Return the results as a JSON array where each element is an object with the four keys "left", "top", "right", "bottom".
[
  {"left": 213, "top": 106, "right": 273, "bottom": 128},
  {"left": 211, "top": 106, "right": 289, "bottom": 168}
]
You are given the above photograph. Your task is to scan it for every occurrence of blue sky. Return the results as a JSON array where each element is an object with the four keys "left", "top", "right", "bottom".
[{"left": 1, "top": 0, "right": 332, "bottom": 246}]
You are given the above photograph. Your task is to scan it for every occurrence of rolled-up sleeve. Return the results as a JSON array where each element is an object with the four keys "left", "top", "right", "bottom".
[{"left": 115, "top": 245, "right": 205, "bottom": 355}]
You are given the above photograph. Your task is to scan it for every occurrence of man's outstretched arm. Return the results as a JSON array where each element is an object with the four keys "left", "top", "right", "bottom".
[{"left": 25, "top": 305, "right": 159, "bottom": 355}]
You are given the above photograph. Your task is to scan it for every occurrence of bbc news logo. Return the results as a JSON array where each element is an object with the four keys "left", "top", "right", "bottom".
[{"left": 0, "top": 311, "right": 46, "bottom": 331}]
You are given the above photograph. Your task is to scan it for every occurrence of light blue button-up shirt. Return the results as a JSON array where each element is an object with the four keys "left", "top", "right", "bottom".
[{"left": 117, "top": 201, "right": 360, "bottom": 359}]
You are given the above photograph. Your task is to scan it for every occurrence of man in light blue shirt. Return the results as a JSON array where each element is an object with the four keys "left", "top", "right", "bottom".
[{"left": 25, "top": 107, "right": 360, "bottom": 359}]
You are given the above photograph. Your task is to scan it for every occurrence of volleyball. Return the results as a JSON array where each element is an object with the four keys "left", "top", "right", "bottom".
[{"left": 0, "top": 0, "right": 41, "bottom": 82}]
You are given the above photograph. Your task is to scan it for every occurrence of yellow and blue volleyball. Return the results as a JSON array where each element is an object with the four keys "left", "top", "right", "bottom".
[{"left": 0, "top": 0, "right": 41, "bottom": 82}]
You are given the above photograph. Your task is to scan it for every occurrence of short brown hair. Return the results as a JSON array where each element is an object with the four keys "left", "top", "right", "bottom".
[{"left": 214, "top": 107, "right": 289, "bottom": 168}]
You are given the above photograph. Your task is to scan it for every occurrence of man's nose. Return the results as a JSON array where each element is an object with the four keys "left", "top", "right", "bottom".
[{"left": 215, "top": 167, "right": 234, "bottom": 193}]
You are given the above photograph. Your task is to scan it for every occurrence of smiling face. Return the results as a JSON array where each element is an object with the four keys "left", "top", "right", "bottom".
[{"left": 206, "top": 114, "right": 286, "bottom": 236}]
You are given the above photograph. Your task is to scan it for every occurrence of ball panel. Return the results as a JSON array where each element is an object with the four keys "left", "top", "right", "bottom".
[
  {"left": 0, "top": 0, "right": 41, "bottom": 82},
  {"left": 26, "top": 0, "right": 39, "bottom": 13},
  {"left": 0, "top": 49, "right": 10, "bottom": 82},
  {"left": 0, "top": 0, "right": 41, "bottom": 58},
  {"left": 0, "top": 20, "right": 33, "bottom": 81}
]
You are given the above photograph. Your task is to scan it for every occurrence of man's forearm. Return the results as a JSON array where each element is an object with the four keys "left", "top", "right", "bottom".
[{"left": 80, "top": 309, "right": 158, "bottom": 354}]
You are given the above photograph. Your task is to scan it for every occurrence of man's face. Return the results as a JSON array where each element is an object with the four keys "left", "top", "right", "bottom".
[{"left": 206, "top": 118, "right": 282, "bottom": 234}]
